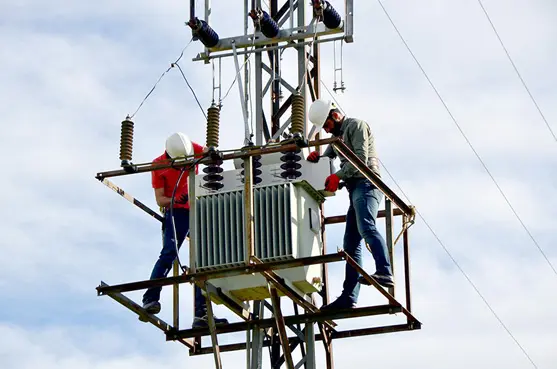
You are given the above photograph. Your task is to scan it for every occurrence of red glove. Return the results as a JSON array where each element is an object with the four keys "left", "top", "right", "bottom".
[
  {"left": 307, "top": 151, "right": 320, "bottom": 163},
  {"left": 174, "top": 193, "right": 189, "bottom": 204},
  {"left": 324, "top": 174, "right": 340, "bottom": 192}
]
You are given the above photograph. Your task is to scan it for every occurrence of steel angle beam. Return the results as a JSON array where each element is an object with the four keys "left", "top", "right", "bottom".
[
  {"left": 331, "top": 140, "right": 414, "bottom": 216},
  {"left": 193, "top": 322, "right": 420, "bottom": 355},
  {"left": 97, "top": 252, "right": 345, "bottom": 295},
  {"left": 203, "top": 23, "right": 344, "bottom": 54},
  {"left": 269, "top": 286, "right": 295, "bottom": 369},
  {"left": 97, "top": 282, "right": 194, "bottom": 350},
  {"left": 203, "top": 282, "right": 252, "bottom": 321},
  {"left": 324, "top": 208, "right": 404, "bottom": 224},
  {"left": 167, "top": 304, "right": 398, "bottom": 340},
  {"left": 343, "top": 254, "right": 419, "bottom": 324}
]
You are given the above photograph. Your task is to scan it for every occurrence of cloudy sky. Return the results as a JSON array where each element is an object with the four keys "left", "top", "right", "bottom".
[{"left": 1, "top": 0, "right": 556, "bottom": 368}]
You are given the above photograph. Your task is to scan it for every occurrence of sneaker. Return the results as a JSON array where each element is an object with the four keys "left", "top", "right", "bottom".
[
  {"left": 138, "top": 301, "right": 161, "bottom": 322},
  {"left": 358, "top": 273, "right": 394, "bottom": 288},
  {"left": 192, "top": 315, "right": 229, "bottom": 329},
  {"left": 320, "top": 296, "right": 356, "bottom": 311},
  {"left": 143, "top": 301, "right": 161, "bottom": 314}
]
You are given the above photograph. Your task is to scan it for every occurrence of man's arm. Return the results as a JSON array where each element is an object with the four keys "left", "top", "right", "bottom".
[
  {"left": 154, "top": 187, "right": 172, "bottom": 208},
  {"left": 322, "top": 144, "right": 337, "bottom": 159},
  {"left": 335, "top": 120, "right": 370, "bottom": 180},
  {"left": 154, "top": 188, "right": 188, "bottom": 208}
]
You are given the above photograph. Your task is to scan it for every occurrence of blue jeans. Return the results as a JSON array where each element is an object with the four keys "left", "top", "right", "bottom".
[
  {"left": 341, "top": 178, "right": 392, "bottom": 304},
  {"left": 142, "top": 209, "right": 207, "bottom": 317}
]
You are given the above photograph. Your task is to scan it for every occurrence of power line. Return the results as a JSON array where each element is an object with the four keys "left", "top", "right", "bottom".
[
  {"left": 319, "top": 57, "right": 539, "bottom": 369},
  {"left": 174, "top": 62, "right": 208, "bottom": 120},
  {"left": 320, "top": 79, "right": 345, "bottom": 114},
  {"left": 129, "top": 39, "right": 193, "bottom": 119},
  {"left": 475, "top": 0, "right": 557, "bottom": 144},
  {"left": 378, "top": 160, "right": 538, "bottom": 369},
  {"left": 376, "top": 0, "right": 557, "bottom": 278},
  {"left": 221, "top": 36, "right": 257, "bottom": 102}
]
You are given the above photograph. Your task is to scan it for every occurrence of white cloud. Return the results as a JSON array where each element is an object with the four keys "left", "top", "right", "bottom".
[{"left": 1, "top": 0, "right": 556, "bottom": 368}]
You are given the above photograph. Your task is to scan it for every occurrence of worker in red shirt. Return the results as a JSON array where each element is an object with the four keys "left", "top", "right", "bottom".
[{"left": 142, "top": 132, "right": 228, "bottom": 328}]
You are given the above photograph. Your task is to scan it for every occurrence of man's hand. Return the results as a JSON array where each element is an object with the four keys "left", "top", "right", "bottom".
[
  {"left": 324, "top": 174, "right": 340, "bottom": 192},
  {"left": 307, "top": 151, "right": 320, "bottom": 163},
  {"left": 174, "top": 193, "right": 189, "bottom": 205}
]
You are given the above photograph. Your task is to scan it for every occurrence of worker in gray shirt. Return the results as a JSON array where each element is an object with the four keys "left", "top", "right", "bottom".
[{"left": 307, "top": 99, "right": 393, "bottom": 310}]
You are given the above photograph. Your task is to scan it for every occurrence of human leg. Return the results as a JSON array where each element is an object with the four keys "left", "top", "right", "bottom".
[
  {"left": 142, "top": 210, "right": 189, "bottom": 305},
  {"left": 321, "top": 202, "right": 363, "bottom": 310},
  {"left": 352, "top": 180, "right": 393, "bottom": 283}
]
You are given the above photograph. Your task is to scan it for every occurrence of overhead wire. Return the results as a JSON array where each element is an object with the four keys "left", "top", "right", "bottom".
[
  {"left": 299, "top": 21, "right": 320, "bottom": 92},
  {"left": 320, "top": 79, "right": 345, "bottom": 114},
  {"left": 475, "top": 0, "right": 557, "bottom": 144},
  {"left": 376, "top": 0, "right": 557, "bottom": 278},
  {"left": 221, "top": 35, "right": 257, "bottom": 102},
  {"left": 174, "top": 62, "right": 208, "bottom": 120},
  {"left": 319, "top": 68, "right": 538, "bottom": 368},
  {"left": 378, "top": 160, "right": 539, "bottom": 369},
  {"left": 128, "top": 38, "right": 194, "bottom": 119}
]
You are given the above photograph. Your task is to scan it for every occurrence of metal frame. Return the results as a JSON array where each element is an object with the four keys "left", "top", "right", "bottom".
[
  {"left": 97, "top": 1, "right": 419, "bottom": 368},
  {"left": 96, "top": 137, "right": 420, "bottom": 368}
]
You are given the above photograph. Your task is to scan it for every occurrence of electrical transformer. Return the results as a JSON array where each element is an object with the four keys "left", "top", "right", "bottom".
[{"left": 193, "top": 150, "right": 332, "bottom": 302}]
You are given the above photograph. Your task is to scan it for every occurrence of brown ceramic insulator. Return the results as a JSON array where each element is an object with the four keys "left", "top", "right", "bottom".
[
  {"left": 206, "top": 104, "right": 221, "bottom": 148},
  {"left": 290, "top": 93, "right": 305, "bottom": 135},
  {"left": 119, "top": 118, "right": 134, "bottom": 161}
]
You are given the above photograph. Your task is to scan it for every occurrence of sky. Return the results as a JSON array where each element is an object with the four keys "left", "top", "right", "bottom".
[{"left": 1, "top": 0, "right": 556, "bottom": 368}]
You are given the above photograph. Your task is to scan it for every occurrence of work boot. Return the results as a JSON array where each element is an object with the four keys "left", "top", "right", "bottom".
[
  {"left": 143, "top": 301, "right": 161, "bottom": 314},
  {"left": 358, "top": 273, "right": 394, "bottom": 288},
  {"left": 138, "top": 301, "right": 162, "bottom": 322},
  {"left": 192, "top": 315, "right": 229, "bottom": 329},
  {"left": 320, "top": 295, "right": 356, "bottom": 311}
]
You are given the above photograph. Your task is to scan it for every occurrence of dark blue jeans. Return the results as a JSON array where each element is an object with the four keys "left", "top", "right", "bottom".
[
  {"left": 342, "top": 178, "right": 393, "bottom": 304},
  {"left": 142, "top": 208, "right": 207, "bottom": 317}
]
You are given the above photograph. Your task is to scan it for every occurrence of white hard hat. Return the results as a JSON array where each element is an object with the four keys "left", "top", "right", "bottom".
[
  {"left": 165, "top": 132, "right": 194, "bottom": 158},
  {"left": 308, "top": 99, "right": 333, "bottom": 130}
]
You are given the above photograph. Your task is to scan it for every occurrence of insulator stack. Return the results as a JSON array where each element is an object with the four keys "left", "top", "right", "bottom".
[
  {"left": 119, "top": 117, "right": 134, "bottom": 165},
  {"left": 241, "top": 155, "right": 263, "bottom": 185},
  {"left": 260, "top": 10, "right": 280, "bottom": 38},
  {"left": 280, "top": 150, "right": 302, "bottom": 180},
  {"left": 206, "top": 104, "right": 220, "bottom": 147},
  {"left": 322, "top": 1, "right": 342, "bottom": 29},
  {"left": 291, "top": 93, "right": 305, "bottom": 135},
  {"left": 203, "top": 161, "right": 224, "bottom": 190},
  {"left": 188, "top": 18, "right": 220, "bottom": 48},
  {"left": 203, "top": 104, "right": 224, "bottom": 191}
]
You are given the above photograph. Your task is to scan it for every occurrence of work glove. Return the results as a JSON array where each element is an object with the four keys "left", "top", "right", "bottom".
[
  {"left": 307, "top": 151, "right": 320, "bottom": 163},
  {"left": 324, "top": 173, "right": 340, "bottom": 192},
  {"left": 174, "top": 193, "right": 189, "bottom": 205}
]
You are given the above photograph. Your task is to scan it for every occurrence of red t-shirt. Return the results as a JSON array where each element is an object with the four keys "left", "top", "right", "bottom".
[{"left": 151, "top": 142, "right": 204, "bottom": 209}]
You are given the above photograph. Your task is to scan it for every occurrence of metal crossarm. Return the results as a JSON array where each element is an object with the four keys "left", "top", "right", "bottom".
[
  {"left": 97, "top": 252, "right": 346, "bottom": 296},
  {"left": 167, "top": 304, "right": 403, "bottom": 340},
  {"left": 98, "top": 282, "right": 194, "bottom": 350}
]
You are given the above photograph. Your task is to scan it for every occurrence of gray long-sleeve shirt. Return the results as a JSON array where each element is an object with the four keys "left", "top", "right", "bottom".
[{"left": 323, "top": 117, "right": 380, "bottom": 180}]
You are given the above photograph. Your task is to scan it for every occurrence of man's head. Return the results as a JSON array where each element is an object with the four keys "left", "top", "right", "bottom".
[
  {"left": 165, "top": 132, "right": 194, "bottom": 158},
  {"left": 308, "top": 99, "right": 344, "bottom": 136}
]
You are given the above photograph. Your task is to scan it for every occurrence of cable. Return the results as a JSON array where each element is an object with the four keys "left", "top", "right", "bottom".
[
  {"left": 174, "top": 62, "right": 208, "bottom": 120},
  {"left": 320, "top": 79, "right": 345, "bottom": 114},
  {"left": 129, "top": 39, "right": 194, "bottom": 119},
  {"left": 299, "top": 22, "right": 320, "bottom": 92},
  {"left": 320, "top": 73, "right": 539, "bottom": 368},
  {"left": 475, "top": 0, "right": 557, "bottom": 144},
  {"left": 221, "top": 35, "right": 257, "bottom": 102},
  {"left": 376, "top": 0, "right": 557, "bottom": 278},
  {"left": 378, "top": 160, "right": 538, "bottom": 368},
  {"left": 168, "top": 153, "right": 209, "bottom": 272},
  {"left": 248, "top": 59, "right": 255, "bottom": 139}
]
